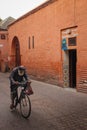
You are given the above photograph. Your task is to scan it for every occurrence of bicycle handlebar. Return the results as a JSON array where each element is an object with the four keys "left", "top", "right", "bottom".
[{"left": 17, "top": 82, "right": 27, "bottom": 86}]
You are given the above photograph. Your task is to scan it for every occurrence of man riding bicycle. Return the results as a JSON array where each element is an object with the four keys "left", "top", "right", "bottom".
[{"left": 9, "top": 65, "right": 31, "bottom": 109}]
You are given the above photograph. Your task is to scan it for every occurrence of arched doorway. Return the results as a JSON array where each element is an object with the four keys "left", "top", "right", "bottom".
[{"left": 11, "top": 36, "right": 21, "bottom": 68}]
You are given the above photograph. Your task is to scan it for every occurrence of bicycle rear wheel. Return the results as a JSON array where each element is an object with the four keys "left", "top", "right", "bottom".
[{"left": 20, "top": 94, "right": 31, "bottom": 118}]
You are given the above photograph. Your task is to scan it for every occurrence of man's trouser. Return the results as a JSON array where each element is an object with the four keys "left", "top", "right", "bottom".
[{"left": 10, "top": 84, "right": 18, "bottom": 104}]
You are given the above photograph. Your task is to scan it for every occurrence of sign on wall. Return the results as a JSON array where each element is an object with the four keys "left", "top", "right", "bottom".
[{"left": 62, "top": 38, "right": 67, "bottom": 50}]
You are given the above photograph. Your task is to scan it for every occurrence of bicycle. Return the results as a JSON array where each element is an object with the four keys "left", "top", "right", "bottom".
[{"left": 13, "top": 82, "right": 32, "bottom": 119}]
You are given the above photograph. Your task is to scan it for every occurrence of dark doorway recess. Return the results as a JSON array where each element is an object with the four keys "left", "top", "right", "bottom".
[{"left": 69, "top": 49, "right": 77, "bottom": 88}]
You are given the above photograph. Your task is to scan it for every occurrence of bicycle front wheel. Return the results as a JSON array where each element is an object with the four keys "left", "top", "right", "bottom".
[{"left": 20, "top": 94, "right": 31, "bottom": 118}]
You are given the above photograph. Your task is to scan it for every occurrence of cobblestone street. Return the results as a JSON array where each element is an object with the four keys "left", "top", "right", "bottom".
[{"left": 0, "top": 72, "right": 87, "bottom": 130}]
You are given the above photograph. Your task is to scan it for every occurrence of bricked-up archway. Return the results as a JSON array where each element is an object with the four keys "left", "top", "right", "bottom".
[{"left": 11, "top": 36, "right": 21, "bottom": 68}]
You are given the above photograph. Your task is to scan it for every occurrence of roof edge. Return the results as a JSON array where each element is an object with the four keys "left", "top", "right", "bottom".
[
  {"left": 0, "top": 28, "right": 7, "bottom": 31},
  {"left": 8, "top": 0, "right": 57, "bottom": 27}
]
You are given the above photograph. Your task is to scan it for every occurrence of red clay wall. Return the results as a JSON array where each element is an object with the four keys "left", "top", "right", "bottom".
[
  {"left": 0, "top": 30, "right": 9, "bottom": 72},
  {"left": 8, "top": 0, "right": 87, "bottom": 93},
  {"left": 75, "top": 0, "right": 87, "bottom": 93}
]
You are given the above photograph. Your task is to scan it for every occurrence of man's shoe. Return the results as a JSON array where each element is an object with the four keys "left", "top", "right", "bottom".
[{"left": 10, "top": 104, "right": 15, "bottom": 110}]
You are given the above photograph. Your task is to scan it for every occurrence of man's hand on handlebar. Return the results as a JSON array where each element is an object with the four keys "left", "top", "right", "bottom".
[
  {"left": 13, "top": 80, "right": 31, "bottom": 86},
  {"left": 13, "top": 81, "right": 19, "bottom": 85}
]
